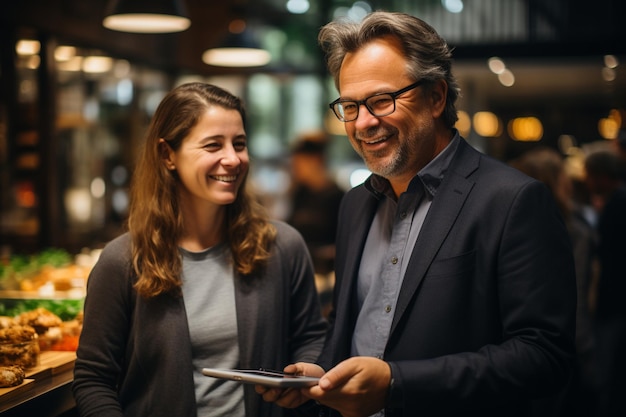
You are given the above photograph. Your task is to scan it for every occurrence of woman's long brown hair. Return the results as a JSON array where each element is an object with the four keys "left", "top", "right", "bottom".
[{"left": 127, "top": 82, "right": 275, "bottom": 298}]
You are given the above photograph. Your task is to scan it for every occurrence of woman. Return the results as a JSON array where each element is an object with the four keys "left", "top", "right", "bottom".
[{"left": 72, "top": 82, "right": 327, "bottom": 417}]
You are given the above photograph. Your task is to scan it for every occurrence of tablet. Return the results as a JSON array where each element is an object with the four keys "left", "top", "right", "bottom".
[{"left": 202, "top": 368, "right": 319, "bottom": 388}]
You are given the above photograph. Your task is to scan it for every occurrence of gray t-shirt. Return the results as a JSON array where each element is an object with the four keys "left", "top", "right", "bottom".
[{"left": 180, "top": 243, "right": 245, "bottom": 417}]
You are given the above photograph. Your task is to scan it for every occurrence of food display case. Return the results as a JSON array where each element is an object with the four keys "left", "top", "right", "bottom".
[{"left": 0, "top": 248, "right": 96, "bottom": 416}]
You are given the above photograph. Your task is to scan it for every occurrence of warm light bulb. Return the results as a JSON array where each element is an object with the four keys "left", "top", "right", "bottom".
[
  {"left": 202, "top": 48, "right": 271, "bottom": 67},
  {"left": 473, "top": 112, "right": 501, "bottom": 137},
  {"left": 103, "top": 14, "right": 190, "bottom": 33}
]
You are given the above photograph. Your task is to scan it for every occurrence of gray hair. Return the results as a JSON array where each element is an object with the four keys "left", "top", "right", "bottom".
[{"left": 318, "top": 11, "right": 460, "bottom": 128}]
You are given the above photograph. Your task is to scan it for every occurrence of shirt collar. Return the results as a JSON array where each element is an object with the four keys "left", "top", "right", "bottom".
[{"left": 365, "top": 130, "right": 461, "bottom": 200}]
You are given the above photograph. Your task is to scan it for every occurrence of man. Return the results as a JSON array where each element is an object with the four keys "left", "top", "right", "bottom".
[{"left": 259, "top": 11, "right": 576, "bottom": 417}]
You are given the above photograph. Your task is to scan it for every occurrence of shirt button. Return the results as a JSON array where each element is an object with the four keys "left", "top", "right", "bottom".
[
  {"left": 400, "top": 211, "right": 407, "bottom": 219},
  {"left": 391, "top": 256, "right": 398, "bottom": 264},
  {"left": 385, "top": 305, "right": 392, "bottom": 313}
]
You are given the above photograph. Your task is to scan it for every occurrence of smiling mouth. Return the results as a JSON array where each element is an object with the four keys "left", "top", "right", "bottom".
[
  {"left": 362, "top": 135, "right": 389, "bottom": 145},
  {"left": 210, "top": 175, "right": 238, "bottom": 183}
]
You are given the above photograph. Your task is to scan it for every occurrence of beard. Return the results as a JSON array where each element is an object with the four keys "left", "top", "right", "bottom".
[{"left": 354, "top": 124, "right": 423, "bottom": 179}]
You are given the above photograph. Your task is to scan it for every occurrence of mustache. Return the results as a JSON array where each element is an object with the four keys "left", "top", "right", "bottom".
[{"left": 355, "top": 126, "right": 396, "bottom": 141}]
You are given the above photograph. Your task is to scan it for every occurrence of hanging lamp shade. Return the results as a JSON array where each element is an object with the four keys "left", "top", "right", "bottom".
[
  {"left": 103, "top": 0, "right": 191, "bottom": 33},
  {"left": 202, "top": 19, "right": 271, "bottom": 68}
]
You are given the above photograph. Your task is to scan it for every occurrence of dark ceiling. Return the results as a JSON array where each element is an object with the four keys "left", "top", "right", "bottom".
[
  {"left": 1, "top": 0, "right": 327, "bottom": 76},
  {"left": 2, "top": 0, "right": 626, "bottom": 77}
]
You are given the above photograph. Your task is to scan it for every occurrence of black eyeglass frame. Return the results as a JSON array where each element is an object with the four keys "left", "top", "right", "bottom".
[{"left": 329, "top": 80, "right": 425, "bottom": 122}]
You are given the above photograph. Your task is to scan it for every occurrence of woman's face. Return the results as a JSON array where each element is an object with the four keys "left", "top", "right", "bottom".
[{"left": 164, "top": 106, "right": 249, "bottom": 209}]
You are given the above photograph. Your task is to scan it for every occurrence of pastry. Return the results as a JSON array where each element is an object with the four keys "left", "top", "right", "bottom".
[
  {"left": 0, "top": 325, "right": 40, "bottom": 368},
  {"left": 0, "top": 365, "right": 25, "bottom": 388}
]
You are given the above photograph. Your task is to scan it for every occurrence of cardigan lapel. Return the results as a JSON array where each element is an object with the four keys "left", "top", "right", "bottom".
[{"left": 390, "top": 139, "right": 480, "bottom": 335}]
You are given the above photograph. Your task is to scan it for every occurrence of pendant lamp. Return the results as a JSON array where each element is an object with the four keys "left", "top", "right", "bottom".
[
  {"left": 103, "top": 0, "right": 191, "bottom": 33},
  {"left": 202, "top": 19, "right": 271, "bottom": 68}
]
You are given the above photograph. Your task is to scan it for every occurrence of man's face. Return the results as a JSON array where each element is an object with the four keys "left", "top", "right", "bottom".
[{"left": 337, "top": 36, "right": 440, "bottom": 187}]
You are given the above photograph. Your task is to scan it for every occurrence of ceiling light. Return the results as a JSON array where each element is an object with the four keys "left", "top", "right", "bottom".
[
  {"left": 442, "top": 0, "right": 464, "bottom": 13},
  {"left": 598, "top": 117, "right": 620, "bottom": 140},
  {"left": 487, "top": 57, "right": 505, "bottom": 74},
  {"left": 55, "top": 46, "right": 77, "bottom": 61},
  {"left": 103, "top": 0, "right": 191, "bottom": 33},
  {"left": 604, "top": 54, "right": 619, "bottom": 69},
  {"left": 473, "top": 112, "right": 502, "bottom": 137},
  {"left": 508, "top": 117, "right": 543, "bottom": 141},
  {"left": 203, "top": 48, "right": 271, "bottom": 67},
  {"left": 16, "top": 40, "right": 41, "bottom": 56},
  {"left": 202, "top": 20, "right": 270, "bottom": 68},
  {"left": 498, "top": 69, "right": 515, "bottom": 87},
  {"left": 601, "top": 67, "right": 616, "bottom": 82},
  {"left": 286, "top": 0, "right": 310, "bottom": 14},
  {"left": 82, "top": 56, "right": 114, "bottom": 73}
]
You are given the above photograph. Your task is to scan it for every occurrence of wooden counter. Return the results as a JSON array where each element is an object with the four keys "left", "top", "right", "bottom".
[{"left": 0, "top": 351, "right": 77, "bottom": 416}]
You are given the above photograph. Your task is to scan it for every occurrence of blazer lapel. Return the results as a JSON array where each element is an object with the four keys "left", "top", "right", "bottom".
[
  {"left": 338, "top": 184, "right": 380, "bottom": 303},
  {"left": 329, "top": 185, "right": 379, "bottom": 363},
  {"left": 390, "top": 140, "right": 479, "bottom": 335}
]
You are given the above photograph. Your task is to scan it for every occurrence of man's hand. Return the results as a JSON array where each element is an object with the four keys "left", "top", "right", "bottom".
[
  {"left": 302, "top": 356, "right": 391, "bottom": 417},
  {"left": 255, "top": 362, "right": 325, "bottom": 408}
]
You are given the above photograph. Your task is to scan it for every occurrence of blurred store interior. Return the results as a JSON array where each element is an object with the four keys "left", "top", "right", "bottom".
[{"left": 1, "top": 0, "right": 625, "bottom": 257}]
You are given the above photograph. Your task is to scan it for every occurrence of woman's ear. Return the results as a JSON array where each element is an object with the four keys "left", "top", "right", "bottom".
[
  {"left": 159, "top": 139, "right": 176, "bottom": 170},
  {"left": 429, "top": 79, "right": 448, "bottom": 119}
]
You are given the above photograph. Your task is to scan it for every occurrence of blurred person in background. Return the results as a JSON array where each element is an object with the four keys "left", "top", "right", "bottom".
[
  {"left": 287, "top": 131, "right": 344, "bottom": 317},
  {"left": 259, "top": 11, "right": 576, "bottom": 417},
  {"left": 584, "top": 150, "right": 626, "bottom": 417},
  {"left": 287, "top": 131, "right": 344, "bottom": 276},
  {"left": 511, "top": 147, "right": 598, "bottom": 416},
  {"left": 72, "top": 82, "right": 327, "bottom": 417},
  {"left": 614, "top": 129, "right": 626, "bottom": 182}
]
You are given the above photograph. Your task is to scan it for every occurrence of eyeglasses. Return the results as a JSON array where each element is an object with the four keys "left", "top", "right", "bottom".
[{"left": 329, "top": 80, "right": 424, "bottom": 122}]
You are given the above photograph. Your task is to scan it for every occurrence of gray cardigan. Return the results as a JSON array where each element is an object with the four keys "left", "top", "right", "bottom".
[{"left": 73, "top": 221, "right": 327, "bottom": 417}]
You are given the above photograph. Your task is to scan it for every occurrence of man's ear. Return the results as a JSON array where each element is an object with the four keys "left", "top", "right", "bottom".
[
  {"left": 429, "top": 79, "right": 448, "bottom": 119},
  {"left": 159, "top": 139, "right": 176, "bottom": 170}
]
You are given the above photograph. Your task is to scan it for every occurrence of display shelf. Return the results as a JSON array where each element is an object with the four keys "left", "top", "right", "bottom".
[
  {"left": 0, "top": 289, "right": 84, "bottom": 301},
  {"left": 0, "top": 350, "right": 76, "bottom": 414},
  {"left": 0, "top": 290, "right": 84, "bottom": 322}
]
